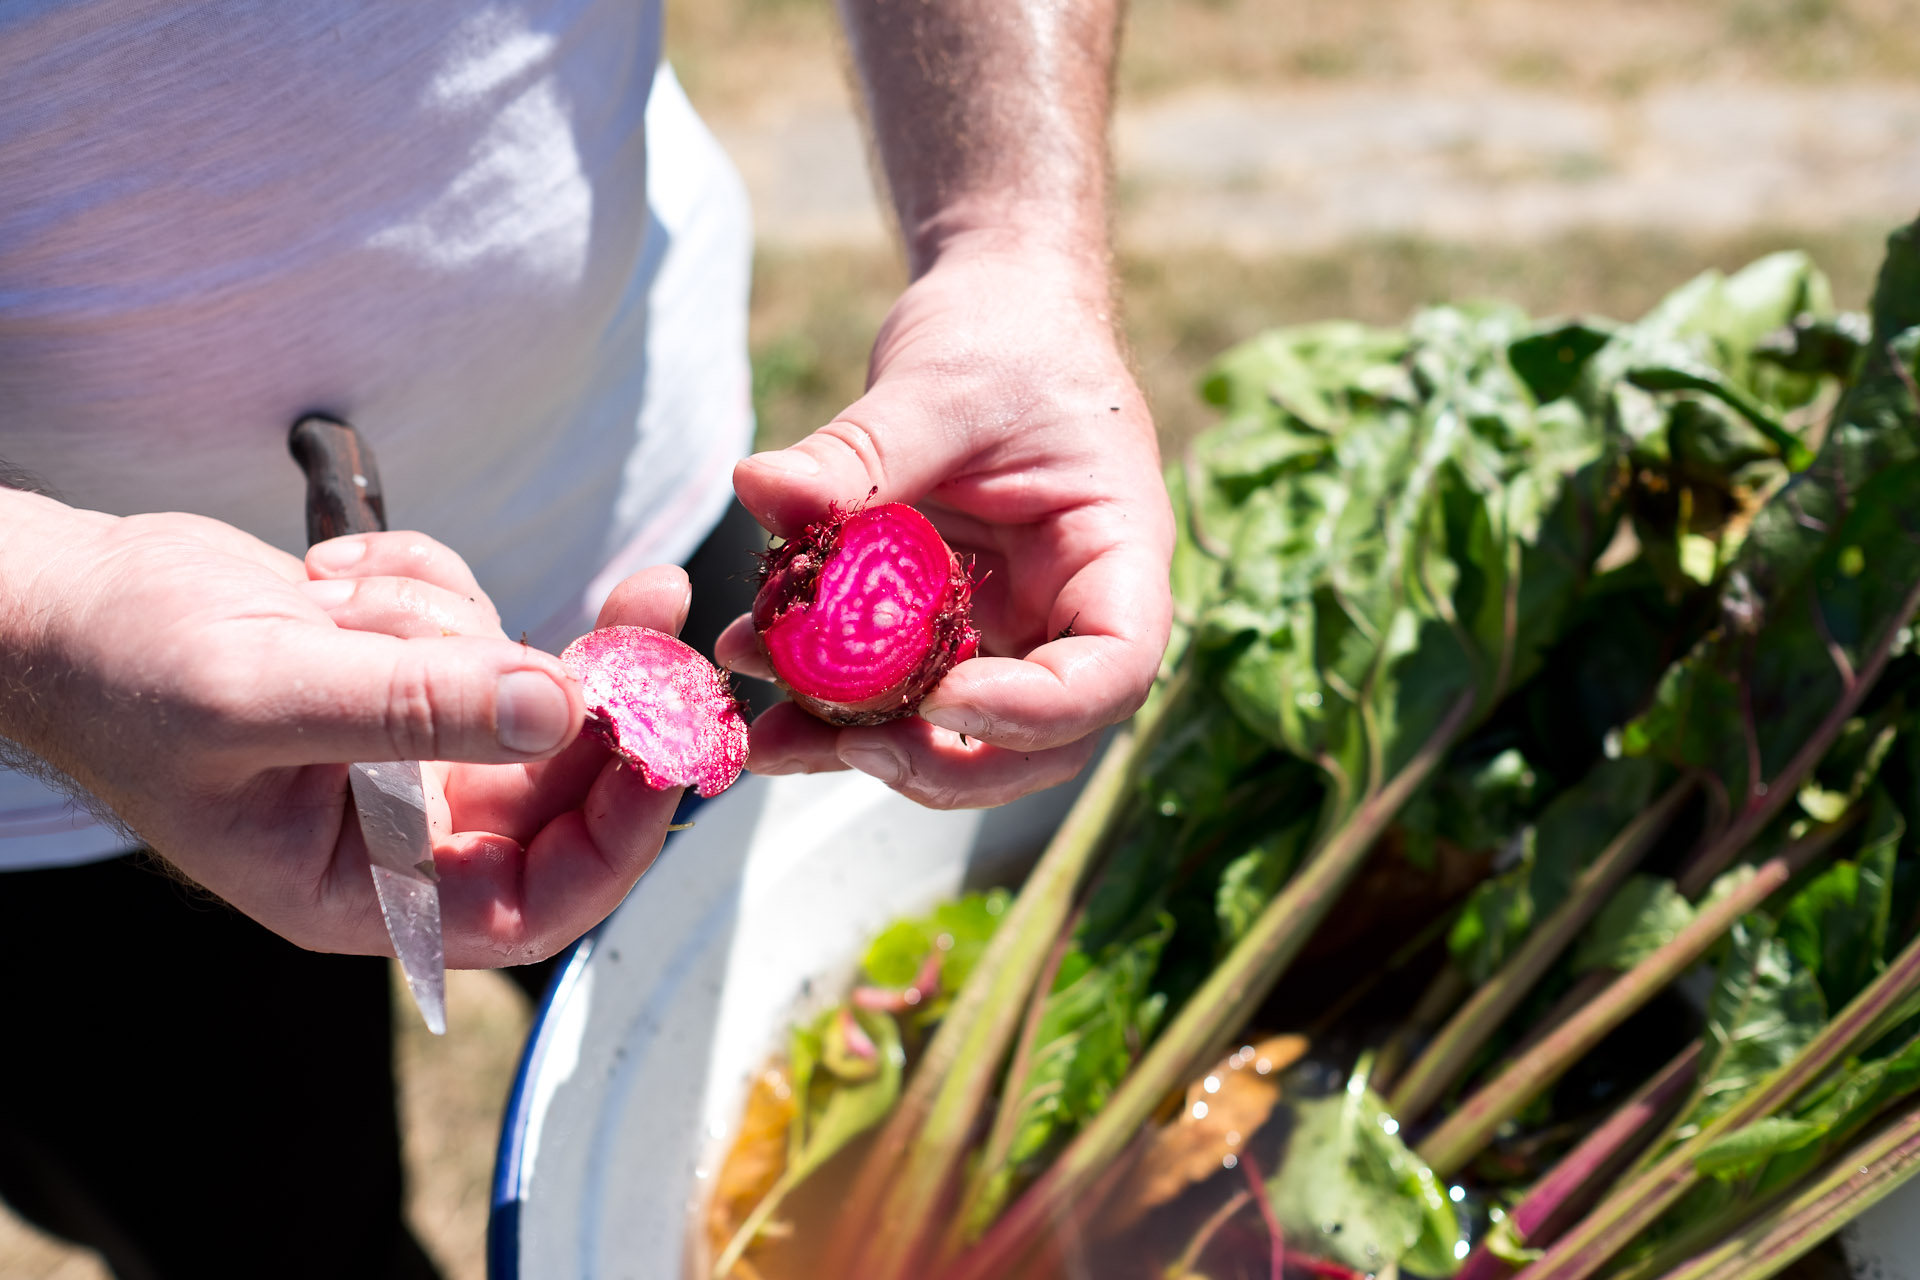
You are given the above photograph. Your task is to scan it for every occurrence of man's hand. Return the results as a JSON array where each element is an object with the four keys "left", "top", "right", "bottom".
[
  {"left": 717, "top": 0, "right": 1173, "bottom": 808},
  {"left": 0, "top": 490, "right": 690, "bottom": 965},
  {"left": 720, "top": 245, "right": 1171, "bottom": 807}
]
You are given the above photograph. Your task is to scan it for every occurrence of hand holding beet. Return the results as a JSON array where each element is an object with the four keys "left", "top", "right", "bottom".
[
  {"left": 718, "top": 242, "right": 1175, "bottom": 809},
  {"left": 0, "top": 492, "right": 698, "bottom": 965}
]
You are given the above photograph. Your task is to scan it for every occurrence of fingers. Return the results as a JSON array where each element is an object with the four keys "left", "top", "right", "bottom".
[
  {"left": 439, "top": 735, "right": 613, "bottom": 846},
  {"left": 300, "top": 531, "right": 506, "bottom": 639},
  {"left": 731, "top": 385, "right": 971, "bottom": 537},
  {"left": 436, "top": 758, "right": 684, "bottom": 966},
  {"left": 306, "top": 531, "right": 489, "bottom": 601},
  {"left": 300, "top": 576, "right": 504, "bottom": 639},
  {"left": 432, "top": 566, "right": 697, "bottom": 841},
  {"left": 215, "top": 628, "right": 586, "bottom": 767},
  {"left": 594, "top": 564, "right": 693, "bottom": 635},
  {"left": 921, "top": 516, "right": 1172, "bottom": 751},
  {"left": 714, "top": 613, "right": 773, "bottom": 679},
  {"left": 748, "top": 701, "right": 1097, "bottom": 809}
]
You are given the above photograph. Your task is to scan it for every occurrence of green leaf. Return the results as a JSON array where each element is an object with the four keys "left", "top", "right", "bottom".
[
  {"left": 1509, "top": 321, "right": 1614, "bottom": 404},
  {"left": 1779, "top": 791, "right": 1900, "bottom": 1009},
  {"left": 1626, "top": 362, "right": 1811, "bottom": 470},
  {"left": 786, "top": 1019, "right": 822, "bottom": 1165},
  {"left": 1572, "top": 875, "right": 1694, "bottom": 974},
  {"left": 1267, "top": 1071, "right": 1465, "bottom": 1275},
  {"left": 720, "top": 1006, "right": 905, "bottom": 1278},
  {"left": 1483, "top": 1214, "right": 1545, "bottom": 1264},
  {"left": 862, "top": 921, "right": 934, "bottom": 990},
  {"left": 1433, "top": 754, "right": 1662, "bottom": 988},
  {"left": 790, "top": 1007, "right": 904, "bottom": 1182},
  {"left": 1622, "top": 445, "right": 1920, "bottom": 833},
  {"left": 1753, "top": 311, "right": 1870, "bottom": 379},
  {"left": 1398, "top": 746, "right": 1540, "bottom": 871},
  {"left": 1795, "top": 1032, "right": 1920, "bottom": 1151},
  {"left": 1204, "top": 299, "right": 1621, "bottom": 823},
  {"left": 1685, "top": 918, "right": 1827, "bottom": 1134},
  {"left": 1215, "top": 818, "right": 1315, "bottom": 948},
  {"left": 959, "top": 913, "right": 1176, "bottom": 1235},
  {"left": 1693, "top": 1116, "right": 1824, "bottom": 1179},
  {"left": 859, "top": 891, "right": 1009, "bottom": 1009}
]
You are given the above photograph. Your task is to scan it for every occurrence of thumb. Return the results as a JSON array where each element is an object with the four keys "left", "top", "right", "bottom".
[
  {"left": 237, "top": 627, "right": 585, "bottom": 766},
  {"left": 732, "top": 388, "right": 970, "bottom": 538}
]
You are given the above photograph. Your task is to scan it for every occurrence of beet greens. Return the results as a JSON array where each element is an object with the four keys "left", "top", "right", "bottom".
[{"left": 707, "top": 223, "right": 1920, "bottom": 1280}]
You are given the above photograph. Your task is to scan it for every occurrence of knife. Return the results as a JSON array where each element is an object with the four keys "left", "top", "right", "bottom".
[{"left": 289, "top": 414, "right": 448, "bottom": 1036}]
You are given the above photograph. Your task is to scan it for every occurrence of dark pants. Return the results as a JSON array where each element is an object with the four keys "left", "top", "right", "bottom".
[
  {"left": 0, "top": 855, "right": 439, "bottom": 1280},
  {"left": 0, "top": 503, "right": 770, "bottom": 1279}
]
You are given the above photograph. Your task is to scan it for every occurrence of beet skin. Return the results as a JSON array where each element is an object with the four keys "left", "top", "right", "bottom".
[{"left": 753, "top": 502, "right": 979, "bottom": 726}]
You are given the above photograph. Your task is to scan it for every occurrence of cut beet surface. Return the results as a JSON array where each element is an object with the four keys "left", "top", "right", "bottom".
[
  {"left": 559, "top": 626, "right": 749, "bottom": 798},
  {"left": 753, "top": 501, "right": 979, "bottom": 727}
]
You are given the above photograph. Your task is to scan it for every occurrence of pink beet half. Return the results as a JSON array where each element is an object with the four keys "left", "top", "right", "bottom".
[
  {"left": 753, "top": 502, "right": 979, "bottom": 726},
  {"left": 559, "top": 626, "right": 749, "bottom": 798}
]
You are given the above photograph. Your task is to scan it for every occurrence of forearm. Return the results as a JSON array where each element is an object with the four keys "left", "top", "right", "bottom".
[{"left": 838, "top": 0, "right": 1121, "bottom": 277}]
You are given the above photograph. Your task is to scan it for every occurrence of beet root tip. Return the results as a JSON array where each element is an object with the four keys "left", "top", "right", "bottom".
[
  {"left": 559, "top": 625, "right": 750, "bottom": 797},
  {"left": 752, "top": 502, "right": 980, "bottom": 727}
]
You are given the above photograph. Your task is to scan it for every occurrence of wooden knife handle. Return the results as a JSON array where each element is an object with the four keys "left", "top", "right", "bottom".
[{"left": 289, "top": 415, "right": 389, "bottom": 544}]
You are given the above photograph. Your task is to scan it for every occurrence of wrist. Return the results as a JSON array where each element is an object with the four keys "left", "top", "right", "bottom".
[
  {"left": 906, "top": 195, "right": 1112, "bottom": 295},
  {"left": 0, "top": 490, "right": 102, "bottom": 752}
]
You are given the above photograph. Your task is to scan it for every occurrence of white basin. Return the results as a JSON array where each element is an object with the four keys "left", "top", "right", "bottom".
[
  {"left": 489, "top": 769, "right": 1920, "bottom": 1279},
  {"left": 488, "top": 769, "right": 1078, "bottom": 1279}
]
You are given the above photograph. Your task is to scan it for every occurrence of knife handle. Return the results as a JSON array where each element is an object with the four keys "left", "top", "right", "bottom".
[{"left": 289, "top": 415, "right": 389, "bottom": 544}]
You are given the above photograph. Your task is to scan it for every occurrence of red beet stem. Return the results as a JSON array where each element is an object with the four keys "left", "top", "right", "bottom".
[
  {"left": 754, "top": 502, "right": 979, "bottom": 726},
  {"left": 1453, "top": 1041, "right": 1703, "bottom": 1280},
  {"left": 559, "top": 625, "right": 749, "bottom": 798}
]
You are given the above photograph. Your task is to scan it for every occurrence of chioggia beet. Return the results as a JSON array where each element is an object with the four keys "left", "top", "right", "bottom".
[
  {"left": 559, "top": 626, "right": 749, "bottom": 797},
  {"left": 752, "top": 501, "right": 979, "bottom": 726}
]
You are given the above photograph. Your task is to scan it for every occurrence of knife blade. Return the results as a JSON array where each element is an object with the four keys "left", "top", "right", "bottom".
[{"left": 290, "top": 414, "right": 448, "bottom": 1036}]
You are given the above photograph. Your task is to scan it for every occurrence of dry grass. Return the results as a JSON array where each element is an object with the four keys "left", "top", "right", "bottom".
[
  {"left": 667, "top": 0, "right": 1920, "bottom": 118},
  {"left": 395, "top": 970, "right": 533, "bottom": 1280},
  {"left": 1119, "top": 0, "right": 1920, "bottom": 97}
]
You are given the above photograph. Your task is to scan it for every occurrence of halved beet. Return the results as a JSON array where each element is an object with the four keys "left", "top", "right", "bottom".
[
  {"left": 560, "top": 626, "right": 748, "bottom": 797},
  {"left": 753, "top": 502, "right": 979, "bottom": 726}
]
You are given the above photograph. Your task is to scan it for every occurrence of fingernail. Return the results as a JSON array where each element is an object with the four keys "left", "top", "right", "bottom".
[
  {"left": 496, "top": 671, "right": 572, "bottom": 753},
  {"left": 300, "top": 578, "right": 356, "bottom": 609},
  {"left": 309, "top": 537, "right": 369, "bottom": 571},
  {"left": 749, "top": 449, "right": 820, "bottom": 477},
  {"left": 921, "top": 704, "right": 987, "bottom": 738},
  {"left": 751, "top": 755, "right": 802, "bottom": 776},
  {"left": 840, "top": 743, "right": 906, "bottom": 786}
]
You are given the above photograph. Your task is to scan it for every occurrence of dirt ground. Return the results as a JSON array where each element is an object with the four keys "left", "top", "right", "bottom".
[{"left": 6, "top": 1, "right": 1918, "bottom": 1276}]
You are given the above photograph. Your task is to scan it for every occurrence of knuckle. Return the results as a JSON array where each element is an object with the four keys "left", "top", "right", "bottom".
[
  {"left": 382, "top": 653, "right": 444, "bottom": 760},
  {"left": 898, "top": 768, "right": 966, "bottom": 811},
  {"left": 903, "top": 780, "right": 966, "bottom": 810},
  {"left": 816, "top": 417, "right": 889, "bottom": 488},
  {"left": 401, "top": 535, "right": 457, "bottom": 580}
]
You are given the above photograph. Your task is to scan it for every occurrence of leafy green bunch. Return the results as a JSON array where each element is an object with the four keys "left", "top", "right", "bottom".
[{"left": 712, "top": 227, "right": 1920, "bottom": 1280}]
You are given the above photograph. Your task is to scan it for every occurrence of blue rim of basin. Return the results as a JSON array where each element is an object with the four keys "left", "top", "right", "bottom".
[{"left": 488, "top": 789, "right": 710, "bottom": 1280}]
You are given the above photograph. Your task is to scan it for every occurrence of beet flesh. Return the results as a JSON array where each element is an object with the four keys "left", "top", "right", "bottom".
[
  {"left": 752, "top": 502, "right": 979, "bottom": 727},
  {"left": 559, "top": 626, "right": 749, "bottom": 797}
]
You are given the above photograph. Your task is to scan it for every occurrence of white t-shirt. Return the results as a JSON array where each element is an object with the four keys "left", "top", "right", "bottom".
[{"left": 0, "top": 3, "right": 755, "bottom": 870}]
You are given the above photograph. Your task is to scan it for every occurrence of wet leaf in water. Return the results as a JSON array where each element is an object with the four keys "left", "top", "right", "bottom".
[
  {"left": 1103, "top": 1035, "right": 1309, "bottom": 1232},
  {"left": 707, "top": 1066, "right": 798, "bottom": 1262},
  {"left": 1266, "top": 1066, "right": 1464, "bottom": 1276}
]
